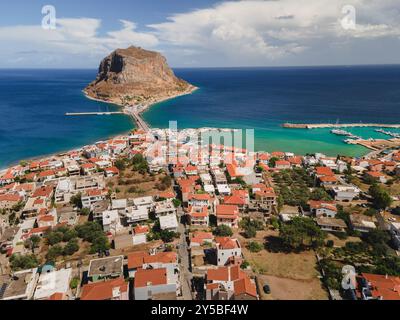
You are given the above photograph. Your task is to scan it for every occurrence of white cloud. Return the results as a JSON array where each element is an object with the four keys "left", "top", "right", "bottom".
[
  {"left": 0, "top": 0, "right": 400, "bottom": 67},
  {"left": 0, "top": 18, "right": 158, "bottom": 67},
  {"left": 149, "top": 0, "right": 400, "bottom": 66}
]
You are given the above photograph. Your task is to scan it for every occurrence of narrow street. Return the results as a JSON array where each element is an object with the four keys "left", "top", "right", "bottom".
[{"left": 177, "top": 207, "right": 193, "bottom": 300}]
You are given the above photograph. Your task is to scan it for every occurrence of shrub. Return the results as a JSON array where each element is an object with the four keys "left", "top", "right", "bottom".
[
  {"left": 70, "top": 277, "right": 80, "bottom": 290},
  {"left": 326, "top": 240, "right": 334, "bottom": 248},
  {"left": 213, "top": 225, "right": 233, "bottom": 237},
  {"left": 247, "top": 241, "right": 263, "bottom": 253}
]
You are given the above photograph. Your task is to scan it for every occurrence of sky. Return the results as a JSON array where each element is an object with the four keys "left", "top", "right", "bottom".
[{"left": 1, "top": 0, "right": 400, "bottom": 68}]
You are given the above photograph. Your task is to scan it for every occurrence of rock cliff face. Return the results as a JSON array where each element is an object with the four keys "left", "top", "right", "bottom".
[{"left": 84, "top": 46, "right": 195, "bottom": 106}]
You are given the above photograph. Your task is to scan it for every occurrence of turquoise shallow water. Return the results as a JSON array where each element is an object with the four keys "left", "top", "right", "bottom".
[
  {"left": 143, "top": 66, "right": 400, "bottom": 157},
  {"left": 1, "top": 66, "right": 400, "bottom": 169}
]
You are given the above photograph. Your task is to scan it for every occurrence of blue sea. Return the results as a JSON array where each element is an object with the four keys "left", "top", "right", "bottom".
[{"left": 1, "top": 66, "right": 400, "bottom": 169}]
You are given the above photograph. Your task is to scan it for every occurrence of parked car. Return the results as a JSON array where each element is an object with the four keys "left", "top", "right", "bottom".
[{"left": 263, "top": 284, "right": 271, "bottom": 294}]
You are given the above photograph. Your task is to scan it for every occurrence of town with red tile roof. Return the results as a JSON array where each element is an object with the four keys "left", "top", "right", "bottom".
[{"left": 0, "top": 126, "right": 400, "bottom": 302}]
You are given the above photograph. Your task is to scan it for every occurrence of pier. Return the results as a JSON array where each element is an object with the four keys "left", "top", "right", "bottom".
[
  {"left": 282, "top": 123, "right": 400, "bottom": 129},
  {"left": 65, "top": 112, "right": 124, "bottom": 116},
  {"left": 65, "top": 107, "right": 151, "bottom": 132}
]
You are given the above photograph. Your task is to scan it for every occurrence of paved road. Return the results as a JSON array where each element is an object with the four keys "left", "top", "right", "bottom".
[
  {"left": 125, "top": 106, "right": 150, "bottom": 132},
  {"left": 177, "top": 208, "right": 193, "bottom": 300}
]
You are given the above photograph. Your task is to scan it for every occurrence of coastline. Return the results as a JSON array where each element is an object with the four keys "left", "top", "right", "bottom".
[
  {"left": 0, "top": 86, "right": 198, "bottom": 172},
  {"left": 82, "top": 85, "right": 199, "bottom": 114}
]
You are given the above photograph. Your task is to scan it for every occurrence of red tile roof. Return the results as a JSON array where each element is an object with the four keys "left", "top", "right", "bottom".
[
  {"left": 360, "top": 273, "right": 400, "bottom": 300},
  {"left": 80, "top": 278, "right": 128, "bottom": 300},
  {"left": 319, "top": 175, "right": 338, "bottom": 183},
  {"left": 188, "top": 193, "right": 211, "bottom": 201},
  {"left": 275, "top": 160, "right": 290, "bottom": 167},
  {"left": 223, "top": 195, "right": 246, "bottom": 206},
  {"left": 234, "top": 276, "right": 257, "bottom": 298},
  {"left": 315, "top": 166, "right": 334, "bottom": 176},
  {"left": 32, "top": 185, "right": 53, "bottom": 198},
  {"left": 38, "top": 170, "right": 55, "bottom": 178},
  {"left": 133, "top": 225, "right": 149, "bottom": 235},
  {"left": 0, "top": 194, "right": 22, "bottom": 202},
  {"left": 134, "top": 268, "right": 167, "bottom": 288},
  {"left": 216, "top": 205, "right": 239, "bottom": 218},
  {"left": 216, "top": 237, "right": 240, "bottom": 250}
]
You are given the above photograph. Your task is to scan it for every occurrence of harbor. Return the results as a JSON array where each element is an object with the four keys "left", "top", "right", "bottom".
[{"left": 282, "top": 123, "right": 400, "bottom": 129}]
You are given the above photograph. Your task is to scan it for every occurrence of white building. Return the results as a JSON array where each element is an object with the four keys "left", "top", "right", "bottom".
[
  {"left": 1, "top": 268, "right": 39, "bottom": 300},
  {"left": 132, "top": 226, "right": 149, "bottom": 245},
  {"left": 125, "top": 206, "right": 149, "bottom": 224},
  {"left": 159, "top": 214, "right": 179, "bottom": 232},
  {"left": 111, "top": 199, "right": 127, "bottom": 210},
  {"left": 216, "top": 237, "right": 242, "bottom": 266},
  {"left": 33, "top": 268, "right": 72, "bottom": 300},
  {"left": 102, "top": 210, "right": 123, "bottom": 234},
  {"left": 133, "top": 196, "right": 154, "bottom": 210},
  {"left": 332, "top": 185, "right": 360, "bottom": 201},
  {"left": 217, "top": 184, "right": 231, "bottom": 196},
  {"left": 154, "top": 200, "right": 177, "bottom": 217},
  {"left": 55, "top": 179, "right": 74, "bottom": 204}
]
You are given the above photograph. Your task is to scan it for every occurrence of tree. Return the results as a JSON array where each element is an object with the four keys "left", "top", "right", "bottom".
[
  {"left": 326, "top": 240, "right": 334, "bottom": 248},
  {"left": 70, "top": 192, "right": 83, "bottom": 209},
  {"left": 63, "top": 229, "right": 78, "bottom": 242},
  {"left": 160, "top": 230, "right": 178, "bottom": 243},
  {"left": 75, "top": 221, "right": 103, "bottom": 242},
  {"left": 374, "top": 256, "right": 400, "bottom": 276},
  {"left": 362, "top": 229, "right": 390, "bottom": 247},
  {"left": 132, "top": 154, "right": 149, "bottom": 174},
  {"left": 243, "top": 226, "right": 257, "bottom": 239},
  {"left": 46, "top": 245, "right": 64, "bottom": 261},
  {"left": 279, "top": 217, "right": 326, "bottom": 251},
  {"left": 310, "top": 188, "right": 332, "bottom": 201},
  {"left": 369, "top": 184, "right": 392, "bottom": 210},
  {"left": 247, "top": 241, "right": 263, "bottom": 253},
  {"left": 45, "top": 231, "right": 64, "bottom": 246},
  {"left": 336, "top": 205, "right": 350, "bottom": 226},
  {"left": 24, "top": 235, "right": 41, "bottom": 253},
  {"left": 270, "top": 216, "right": 280, "bottom": 230},
  {"left": 10, "top": 254, "right": 39, "bottom": 271},
  {"left": 79, "top": 207, "right": 91, "bottom": 216},
  {"left": 268, "top": 157, "right": 279, "bottom": 168},
  {"left": 89, "top": 234, "right": 110, "bottom": 254},
  {"left": 172, "top": 199, "right": 182, "bottom": 208},
  {"left": 213, "top": 225, "right": 233, "bottom": 237},
  {"left": 240, "top": 217, "right": 264, "bottom": 231},
  {"left": 63, "top": 239, "right": 79, "bottom": 256},
  {"left": 114, "top": 159, "right": 126, "bottom": 171}
]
